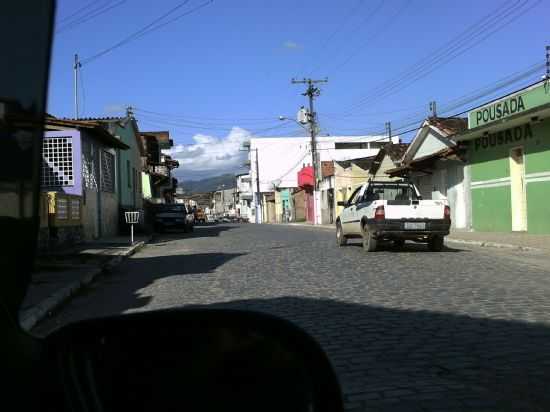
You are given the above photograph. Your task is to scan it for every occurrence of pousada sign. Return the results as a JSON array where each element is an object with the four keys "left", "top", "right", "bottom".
[{"left": 468, "top": 81, "right": 550, "bottom": 129}]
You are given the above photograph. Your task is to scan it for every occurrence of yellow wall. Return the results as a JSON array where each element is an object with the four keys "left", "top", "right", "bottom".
[
  {"left": 333, "top": 163, "right": 370, "bottom": 218},
  {"left": 373, "top": 155, "right": 400, "bottom": 181}
]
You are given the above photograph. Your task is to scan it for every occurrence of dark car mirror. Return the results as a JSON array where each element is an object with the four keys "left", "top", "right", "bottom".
[
  {"left": 337, "top": 201, "right": 347, "bottom": 207},
  {"left": 43, "top": 309, "right": 344, "bottom": 412}
]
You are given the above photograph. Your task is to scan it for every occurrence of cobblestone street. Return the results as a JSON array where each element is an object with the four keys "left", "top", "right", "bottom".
[{"left": 34, "top": 223, "right": 550, "bottom": 412}]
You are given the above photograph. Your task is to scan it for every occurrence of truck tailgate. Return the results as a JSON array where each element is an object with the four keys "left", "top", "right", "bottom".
[{"left": 384, "top": 200, "right": 446, "bottom": 220}]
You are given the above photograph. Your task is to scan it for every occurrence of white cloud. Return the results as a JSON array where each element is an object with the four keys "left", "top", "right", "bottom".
[
  {"left": 283, "top": 40, "right": 301, "bottom": 50},
  {"left": 167, "top": 127, "right": 251, "bottom": 180}
]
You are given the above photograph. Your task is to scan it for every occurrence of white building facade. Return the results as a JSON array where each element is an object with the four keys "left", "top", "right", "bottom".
[
  {"left": 246, "top": 135, "right": 400, "bottom": 223},
  {"left": 235, "top": 173, "right": 253, "bottom": 221}
]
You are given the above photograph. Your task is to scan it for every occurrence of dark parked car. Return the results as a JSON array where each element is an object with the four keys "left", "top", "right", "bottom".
[{"left": 153, "top": 204, "right": 194, "bottom": 233}]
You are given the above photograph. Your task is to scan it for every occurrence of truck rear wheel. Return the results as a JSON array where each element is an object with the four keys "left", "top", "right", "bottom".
[
  {"left": 393, "top": 239, "right": 405, "bottom": 249},
  {"left": 428, "top": 235, "right": 444, "bottom": 252},
  {"left": 336, "top": 222, "right": 347, "bottom": 247},
  {"left": 362, "top": 226, "right": 377, "bottom": 252}
]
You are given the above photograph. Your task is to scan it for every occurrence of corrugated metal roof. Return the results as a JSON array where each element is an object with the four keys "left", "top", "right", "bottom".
[
  {"left": 44, "top": 117, "right": 129, "bottom": 150},
  {"left": 335, "top": 156, "right": 376, "bottom": 170}
]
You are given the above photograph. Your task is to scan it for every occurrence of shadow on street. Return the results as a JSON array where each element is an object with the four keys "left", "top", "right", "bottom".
[
  {"left": 345, "top": 240, "right": 468, "bottom": 253},
  {"left": 150, "top": 224, "right": 238, "bottom": 243},
  {"left": 187, "top": 296, "right": 550, "bottom": 412}
]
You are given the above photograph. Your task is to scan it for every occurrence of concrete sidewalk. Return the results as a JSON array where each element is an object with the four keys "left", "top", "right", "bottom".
[
  {"left": 276, "top": 222, "right": 549, "bottom": 252},
  {"left": 19, "top": 235, "right": 150, "bottom": 331},
  {"left": 447, "top": 230, "right": 550, "bottom": 252}
]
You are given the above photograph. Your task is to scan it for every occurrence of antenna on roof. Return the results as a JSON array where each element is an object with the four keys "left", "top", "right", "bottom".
[
  {"left": 429, "top": 101, "right": 437, "bottom": 118},
  {"left": 126, "top": 106, "right": 134, "bottom": 118}
]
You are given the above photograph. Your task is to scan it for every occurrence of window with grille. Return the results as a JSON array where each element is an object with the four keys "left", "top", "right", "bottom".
[
  {"left": 101, "top": 150, "right": 115, "bottom": 192},
  {"left": 57, "top": 198, "right": 68, "bottom": 219},
  {"left": 70, "top": 199, "right": 80, "bottom": 219},
  {"left": 42, "top": 137, "right": 74, "bottom": 187}
]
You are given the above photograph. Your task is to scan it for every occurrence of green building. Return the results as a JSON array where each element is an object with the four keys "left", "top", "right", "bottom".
[
  {"left": 456, "top": 80, "right": 550, "bottom": 233},
  {"left": 102, "top": 117, "right": 145, "bottom": 211}
]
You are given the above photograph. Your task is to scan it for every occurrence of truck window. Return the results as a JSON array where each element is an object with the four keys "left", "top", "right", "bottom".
[
  {"left": 347, "top": 186, "right": 363, "bottom": 204},
  {"left": 365, "top": 184, "right": 418, "bottom": 201}
]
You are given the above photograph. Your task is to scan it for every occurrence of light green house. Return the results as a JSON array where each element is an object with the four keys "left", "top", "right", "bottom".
[
  {"left": 99, "top": 116, "right": 145, "bottom": 211},
  {"left": 456, "top": 80, "right": 550, "bottom": 233}
]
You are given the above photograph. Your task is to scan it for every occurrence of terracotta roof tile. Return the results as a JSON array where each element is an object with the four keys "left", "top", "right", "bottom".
[
  {"left": 428, "top": 117, "right": 468, "bottom": 136},
  {"left": 384, "top": 143, "right": 409, "bottom": 162}
]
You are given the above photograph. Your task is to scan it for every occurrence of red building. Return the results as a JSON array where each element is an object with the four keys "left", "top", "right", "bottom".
[{"left": 297, "top": 165, "right": 315, "bottom": 223}]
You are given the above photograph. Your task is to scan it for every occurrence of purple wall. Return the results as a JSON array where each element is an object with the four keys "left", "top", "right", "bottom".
[{"left": 43, "top": 130, "right": 82, "bottom": 196}]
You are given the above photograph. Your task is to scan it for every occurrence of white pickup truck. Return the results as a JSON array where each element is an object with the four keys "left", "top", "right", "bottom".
[{"left": 336, "top": 180, "right": 451, "bottom": 252}]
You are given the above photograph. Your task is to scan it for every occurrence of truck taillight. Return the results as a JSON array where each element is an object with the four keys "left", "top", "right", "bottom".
[
  {"left": 374, "top": 206, "right": 385, "bottom": 221},
  {"left": 444, "top": 205, "right": 451, "bottom": 220}
]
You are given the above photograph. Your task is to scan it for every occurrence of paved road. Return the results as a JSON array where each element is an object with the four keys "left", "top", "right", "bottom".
[{"left": 34, "top": 223, "right": 550, "bottom": 412}]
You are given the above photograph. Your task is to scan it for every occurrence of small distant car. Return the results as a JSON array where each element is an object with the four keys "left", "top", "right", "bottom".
[{"left": 153, "top": 204, "right": 194, "bottom": 233}]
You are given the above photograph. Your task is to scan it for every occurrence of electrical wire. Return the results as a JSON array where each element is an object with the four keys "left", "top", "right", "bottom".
[
  {"left": 81, "top": 0, "right": 213, "bottom": 65},
  {"left": 259, "top": 152, "right": 310, "bottom": 185},
  {"left": 56, "top": 0, "right": 101, "bottom": 24},
  {"left": 302, "top": 0, "right": 368, "bottom": 76},
  {"left": 342, "top": 0, "right": 539, "bottom": 115},
  {"left": 133, "top": 108, "right": 282, "bottom": 126},
  {"left": 342, "top": 0, "right": 527, "bottom": 113},
  {"left": 324, "top": 0, "right": 413, "bottom": 75},
  {"left": 138, "top": 116, "right": 297, "bottom": 137},
  {"left": 321, "top": 59, "right": 545, "bottom": 138},
  {"left": 308, "top": 0, "right": 386, "bottom": 77},
  {"left": 370, "top": 65, "right": 545, "bottom": 137},
  {"left": 56, "top": 0, "right": 126, "bottom": 34},
  {"left": 80, "top": 67, "right": 86, "bottom": 117}
]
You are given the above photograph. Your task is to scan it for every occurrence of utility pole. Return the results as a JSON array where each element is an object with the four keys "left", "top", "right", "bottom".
[
  {"left": 254, "top": 148, "right": 262, "bottom": 224},
  {"left": 291, "top": 77, "right": 328, "bottom": 225},
  {"left": 73, "top": 54, "right": 81, "bottom": 119},
  {"left": 429, "top": 101, "right": 437, "bottom": 118},
  {"left": 385, "top": 121, "right": 392, "bottom": 140},
  {"left": 546, "top": 45, "right": 550, "bottom": 79}
]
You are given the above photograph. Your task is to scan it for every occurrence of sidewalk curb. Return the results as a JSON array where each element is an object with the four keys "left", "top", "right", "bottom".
[
  {"left": 274, "top": 223, "right": 334, "bottom": 231},
  {"left": 19, "top": 238, "right": 149, "bottom": 331},
  {"left": 445, "top": 237, "right": 540, "bottom": 252}
]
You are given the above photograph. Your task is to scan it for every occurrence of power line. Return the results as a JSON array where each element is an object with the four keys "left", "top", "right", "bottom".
[
  {"left": 342, "top": 0, "right": 526, "bottom": 113},
  {"left": 367, "top": 62, "right": 545, "bottom": 137},
  {"left": 307, "top": 0, "right": 385, "bottom": 76},
  {"left": 80, "top": 67, "right": 86, "bottom": 117},
  {"left": 325, "top": 0, "right": 413, "bottom": 75},
  {"left": 56, "top": 0, "right": 126, "bottom": 34},
  {"left": 342, "top": 0, "right": 539, "bottom": 115},
  {"left": 138, "top": 116, "right": 296, "bottom": 135},
  {"left": 301, "top": 0, "right": 366, "bottom": 75},
  {"left": 81, "top": 0, "right": 213, "bottom": 65},
  {"left": 57, "top": 0, "right": 101, "bottom": 24},
  {"left": 133, "top": 108, "right": 282, "bottom": 126}
]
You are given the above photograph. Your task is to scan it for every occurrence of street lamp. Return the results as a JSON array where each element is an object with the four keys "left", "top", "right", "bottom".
[{"left": 279, "top": 115, "right": 309, "bottom": 131}]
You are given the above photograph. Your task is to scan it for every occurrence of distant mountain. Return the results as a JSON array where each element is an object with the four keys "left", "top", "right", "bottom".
[{"left": 179, "top": 173, "right": 236, "bottom": 194}]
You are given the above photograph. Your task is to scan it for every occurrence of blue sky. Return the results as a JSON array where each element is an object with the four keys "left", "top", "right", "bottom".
[{"left": 48, "top": 0, "right": 549, "bottom": 179}]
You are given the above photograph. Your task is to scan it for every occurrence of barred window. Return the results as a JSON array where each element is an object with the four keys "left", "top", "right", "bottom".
[
  {"left": 101, "top": 150, "right": 115, "bottom": 192},
  {"left": 70, "top": 198, "right": 80, "bottom": 219},
  {"left": 42, "top": 137, "right": 74, "bottom": 187},
  {"left": 57, "top": 198, "right": 68, "bottom": 219}
]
